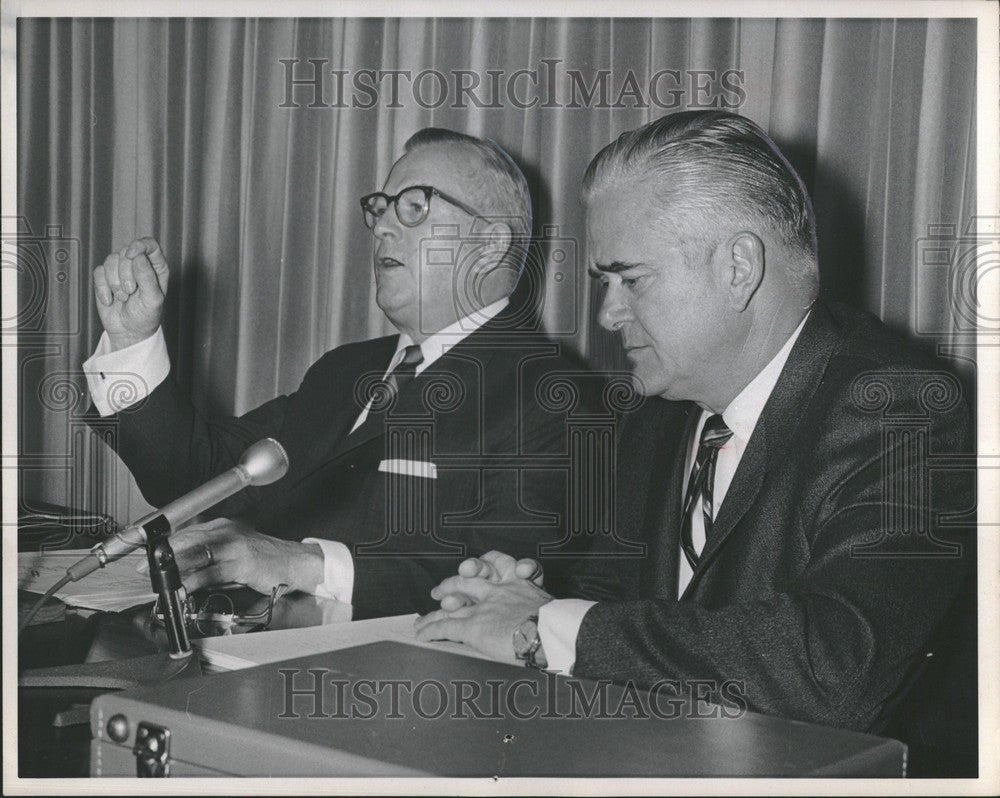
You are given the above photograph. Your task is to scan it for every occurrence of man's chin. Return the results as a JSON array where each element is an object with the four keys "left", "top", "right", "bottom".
[
  {"left": 375, "top": 297, "right": 413, "bottom": 329},
  {"left": 626, "top": 369, "right": 651, "bottom": 395},
  {"left": 629, "top": 369, "right": 674, "bottom": 400},
  {"left": 375, "top": 286, "right": 410, "bottom": 311}
]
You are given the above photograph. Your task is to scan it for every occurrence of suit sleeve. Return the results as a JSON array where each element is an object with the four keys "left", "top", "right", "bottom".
[
  {"left": 92, "top": 367, "right": 293, "bottom": 518},
  {"left": 572, "top": 375, "right": 975, "bottom": 732}
]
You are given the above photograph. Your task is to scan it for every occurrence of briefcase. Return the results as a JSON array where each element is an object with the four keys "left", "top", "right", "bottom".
[{"left": 90, "top": 641, "right": 906, "bottom": 777}]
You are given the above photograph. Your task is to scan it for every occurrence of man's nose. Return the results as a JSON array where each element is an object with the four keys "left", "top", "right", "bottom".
[
  {"left": 372, "top": 209, "right": 400, "bottom": 241},
  {"left": 598, "top": 284, "right": 632, "bottom": 332}
]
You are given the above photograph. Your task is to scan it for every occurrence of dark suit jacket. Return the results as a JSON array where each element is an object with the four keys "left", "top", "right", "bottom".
[
  {"left": 571, "top": 300, "right": 975, "bottom": 734},
  {"left": 103, "top": 308, "right": 608, "bottom": 615}
]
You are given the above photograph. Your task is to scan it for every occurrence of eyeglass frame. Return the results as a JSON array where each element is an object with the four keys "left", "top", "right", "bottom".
[
  {"left": 359, "top": 184, "right": 483, "bottom": 230},
  {"left": 151, "top": 583, "right": 290, "bottom": 636}
]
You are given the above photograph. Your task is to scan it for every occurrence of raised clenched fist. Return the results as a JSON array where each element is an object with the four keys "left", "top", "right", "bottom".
[{"left": 92, "top": 236, "right": 169, "bottom": 351}]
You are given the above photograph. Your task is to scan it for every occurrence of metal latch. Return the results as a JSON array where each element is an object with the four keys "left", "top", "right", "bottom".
[{"left": 133, "top": 722, "right": 171, "bottom": 777}]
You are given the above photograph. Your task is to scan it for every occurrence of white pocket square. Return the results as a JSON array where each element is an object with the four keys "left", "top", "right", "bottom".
[{"left": 378, "top": 459, "right": 438, "bottom": 479}]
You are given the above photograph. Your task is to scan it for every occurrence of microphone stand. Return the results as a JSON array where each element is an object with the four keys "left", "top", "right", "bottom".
[
  {"left": 19, "top": 438, "right": 289, "bottom": 726},
  {"left": 143, "top": 515, "right": 191, "bottom": 659},
  {"left": 18, "top": 516, "right": 203, "bottom": 714}
]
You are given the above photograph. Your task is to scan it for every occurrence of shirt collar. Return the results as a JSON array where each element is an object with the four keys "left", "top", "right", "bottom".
[
  {"left": 720, "top": 309, "right": 812, "bottom": 444},
  {"left": 389, "top": 297, "right": 509, "bottom": 375}
]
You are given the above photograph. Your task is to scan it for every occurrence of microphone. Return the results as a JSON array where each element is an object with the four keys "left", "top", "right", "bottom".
[{"left": 65, "top": 438, "right": 289, "bottom": 582}]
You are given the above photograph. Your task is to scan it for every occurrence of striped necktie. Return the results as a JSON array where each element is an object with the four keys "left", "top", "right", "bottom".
[{"left": 680, "top": 414, "right": 734, "bottom": 570}]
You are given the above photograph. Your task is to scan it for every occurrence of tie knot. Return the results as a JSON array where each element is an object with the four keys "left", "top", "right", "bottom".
[
  {"left": 700, "top": 414, "right": 733, "bottom": 449},
  {"left": 399, "top": 344, "right": 424, "bottom": 370}
]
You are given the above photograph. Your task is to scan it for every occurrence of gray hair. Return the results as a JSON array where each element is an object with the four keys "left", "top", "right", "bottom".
[
  {"left": 582, "top": 111, "right": 818, "bottom": 271},
  {"left": 404, "top": 128, "right": 531, "bottom": 280}
]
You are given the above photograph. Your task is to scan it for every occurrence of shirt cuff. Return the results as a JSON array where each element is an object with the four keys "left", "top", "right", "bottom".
[
  {"left": 301, "top": 537, "right": 355, "bottom": 604},
  {"left": 537, "top": 598, "right": 596, "bottom": 675},
  {"left": 82, "top": 328, "right": 170, "bottom": 416}
]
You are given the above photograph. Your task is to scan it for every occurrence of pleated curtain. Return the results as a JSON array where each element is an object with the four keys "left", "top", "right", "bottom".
[{"left": 16, "top": 17, "right": 977, "bottom": 520}]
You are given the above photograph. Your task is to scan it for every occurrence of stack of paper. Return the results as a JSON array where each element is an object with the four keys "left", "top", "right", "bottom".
[
  {"left": 18, "top": 550, "right": 156, "bottom": 612},
  {"left": 194, "top": 613, "right": 493, "bottom": 673}
]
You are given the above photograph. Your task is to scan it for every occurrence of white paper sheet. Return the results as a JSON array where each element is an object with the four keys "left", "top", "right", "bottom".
[{"left": 18, "top": 550, "right": 156, "bottom": 612}]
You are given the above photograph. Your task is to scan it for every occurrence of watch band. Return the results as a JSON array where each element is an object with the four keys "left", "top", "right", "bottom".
[{"left": 513, "top": 614, "right": 544, "bottom": 669}]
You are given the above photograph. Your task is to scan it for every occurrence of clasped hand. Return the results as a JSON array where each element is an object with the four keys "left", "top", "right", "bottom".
[{"left": 414, "top": 551, "right": 553, "bottom": 664}]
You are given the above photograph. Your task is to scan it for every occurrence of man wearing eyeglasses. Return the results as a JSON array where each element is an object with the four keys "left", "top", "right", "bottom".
[{"left": 83, "top": 128, "right": 606, "bottom": 617}]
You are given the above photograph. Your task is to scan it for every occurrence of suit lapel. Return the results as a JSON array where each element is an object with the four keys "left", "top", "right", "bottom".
[
  {"left": 315, "top": 314, "right": 507, "bottom": 471},
  {"left": 295, "top": 335, "right": 399, "bottom": 474},
  {"left": 681, "top": 301, "right": 843, "bottom": 596},
  {"left": 322, "top": 399, "right": 391, "bottom": 465}
]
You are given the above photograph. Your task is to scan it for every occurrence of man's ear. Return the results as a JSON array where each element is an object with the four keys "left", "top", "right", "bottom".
[
  {"left": 476, "top": 219, "right": 515, "bottom": 283},
  {"left": 726, "top": 232, "right": 765, "bottom": 311},
  {"left": 479, "top": 219, "right": 512, "bottom": 261},
  {"left": 462, "top": 220, "right": 516, "bottom": 304}
]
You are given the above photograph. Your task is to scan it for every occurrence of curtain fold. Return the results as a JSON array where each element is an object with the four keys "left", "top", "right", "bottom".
[{"left": 16, "top": 16, "right": 978, "bottom": 518}]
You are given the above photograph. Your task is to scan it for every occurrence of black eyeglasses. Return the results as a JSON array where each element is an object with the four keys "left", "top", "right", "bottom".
[
  {"left": 151, "top": 584, "right": 290, "bottom": 637},
  {"left": 360, "top": 185, "right": 482, "bottom": 230}
]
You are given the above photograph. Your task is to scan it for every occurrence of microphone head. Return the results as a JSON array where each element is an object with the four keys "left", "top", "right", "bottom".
[{"left": 238, "top": 438, "right": 290, "bottom": 486}]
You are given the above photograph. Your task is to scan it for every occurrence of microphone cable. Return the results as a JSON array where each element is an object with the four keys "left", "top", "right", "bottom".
[{"left": 18, "top": 574, "right": 71, "bottom": 637}]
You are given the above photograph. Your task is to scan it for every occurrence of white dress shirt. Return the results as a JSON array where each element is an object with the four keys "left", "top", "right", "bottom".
[
  {"left": 82, "top": 297, "right": 509, "bottom": 604},
  {"left": 538, "top": 311, "right": 811, "bottom": 674}
]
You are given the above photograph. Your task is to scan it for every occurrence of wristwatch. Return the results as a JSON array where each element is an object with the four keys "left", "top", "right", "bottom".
[{"left": 512, "top": 614, "right": 546, "bottom": 669}]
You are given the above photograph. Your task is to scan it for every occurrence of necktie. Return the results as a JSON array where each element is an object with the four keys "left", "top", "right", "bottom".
[
  {"left": 384, "top": 343, "right": 424, "bottom": 399},
  {"left": 347, "top": 344, "right": 424, "bottom": 440},
  {"left": 680, "top": 414, "right": 734, "bottom": 570}
]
